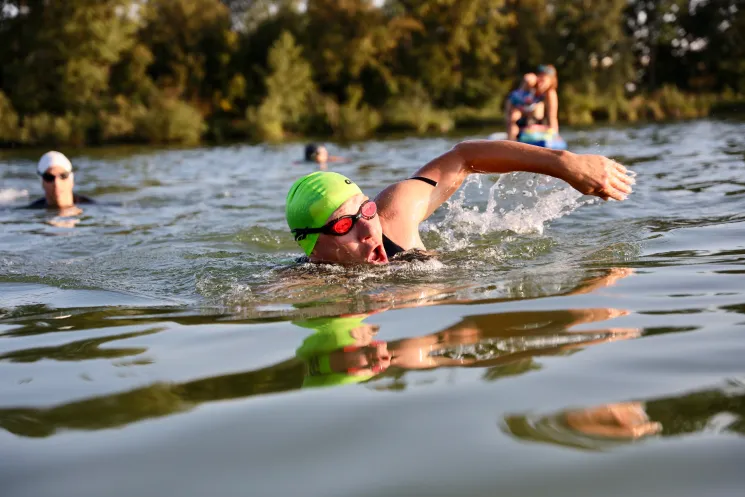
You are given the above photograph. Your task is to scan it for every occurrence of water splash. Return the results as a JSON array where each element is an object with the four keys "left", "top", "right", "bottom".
[
  {"left": 0, "top": 188, "right": 29, "bottom": 205},
  {"left": 422, "top": 173, "right": 594, "bottom": 251}
]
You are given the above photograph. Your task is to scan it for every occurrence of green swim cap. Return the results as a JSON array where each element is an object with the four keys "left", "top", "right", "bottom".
[
  {"left": 286, "top": 171, "right": 362, "bottom": 256},
  {"left": 294, "top": 315, "right": 374, "bottom": 389}
]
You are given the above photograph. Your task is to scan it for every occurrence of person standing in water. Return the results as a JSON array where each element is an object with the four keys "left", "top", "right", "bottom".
[
  {"left": 303, "top": 143, "right": 345, "bottom": 170},
  {"left": 505, "top": 65, "right": 560, "bottom": 141},
  {"left": 285, "top": 139, "right": 634, "bottom": 265},
  {"left": 27, "top": 151, "right": 95, "bottom": 209}
]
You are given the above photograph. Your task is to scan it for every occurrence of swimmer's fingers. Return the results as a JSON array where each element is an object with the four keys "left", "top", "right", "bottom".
[
  {"left": 604, "top": 187, "right": 627, "bottom": 202},
  {"left": 611, "top": 160, "right": 628, "bottom": 174},
  {"left": 614, "top": 168, "right": 636, "bottom": 186},
  {"left": 610, "top": 176, "right": 632, "bottom": 196}
]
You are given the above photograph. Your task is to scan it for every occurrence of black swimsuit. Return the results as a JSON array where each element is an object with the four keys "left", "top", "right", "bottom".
[
  {"left": 24, "top": 194, "right": 96, "bottom": 209},
  {"left": 382, "top": 235, "right": 406, "bottom": 258},
  {"left": 381, "top": 176, "right": 437, "bottom": 259}
]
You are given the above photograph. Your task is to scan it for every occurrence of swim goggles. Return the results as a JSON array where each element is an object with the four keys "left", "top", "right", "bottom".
[
  {"left": 292, "top": 199, "right": 377, "bottom": 241},
  {"left": 41, "top": 172, "right": 71, "bottom": 182}
]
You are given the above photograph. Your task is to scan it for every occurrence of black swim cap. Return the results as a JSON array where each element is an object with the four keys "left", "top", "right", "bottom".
[{"left": 305, "top": 143, "right": 319, "bottom": 162}]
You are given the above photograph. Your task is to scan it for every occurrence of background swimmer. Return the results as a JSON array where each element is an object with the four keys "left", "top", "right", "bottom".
[
  {"left": 302, "top": 143, "right": 345, "bottom": 170},
  {"left": 26, "top": 151, "right": 95, "bottom": 210}
]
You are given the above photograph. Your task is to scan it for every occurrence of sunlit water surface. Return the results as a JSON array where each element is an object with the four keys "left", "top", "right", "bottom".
[{"left": 1, "top": 120, "right": 744, "bottom": 497}]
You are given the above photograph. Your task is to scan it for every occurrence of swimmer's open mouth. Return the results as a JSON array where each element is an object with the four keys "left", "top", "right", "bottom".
[{"left": 367, "top": 244, "right": 388, "bottom": 264}]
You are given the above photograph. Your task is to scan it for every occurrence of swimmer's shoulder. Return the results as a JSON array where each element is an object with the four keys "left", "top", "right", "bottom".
[
  {"left": 376, "top": 176, "right": 437, "bottom": 251},
  {"left": 22, "top": 198, "right": 48, "bottom": 209}
]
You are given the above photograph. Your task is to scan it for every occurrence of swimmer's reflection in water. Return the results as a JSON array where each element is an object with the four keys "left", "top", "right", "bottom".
[
  {"left": 293, "top": 269, "right": 641, "bottom": 388},
  {"left": 502, "top": 402, "right": 663, "bottom": 450},
  {"left": 294, "top": 307, "right": 640, "bottom": 388},
  {"left": 0, "top": 269, "right": 641, "bottom": 436}
]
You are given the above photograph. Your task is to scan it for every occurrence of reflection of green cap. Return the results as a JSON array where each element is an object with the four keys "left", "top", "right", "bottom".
[
  {"left": 295, "top": 316, "right": 366, "bottom": 359},
  {"left": 286, "top": 172, "right": 363, "bottom": 256},
  {"left": 294, "top": 315, "right": 374, "bottom": 389}
]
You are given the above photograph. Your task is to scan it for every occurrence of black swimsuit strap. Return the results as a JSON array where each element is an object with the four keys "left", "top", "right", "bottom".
[
  {"left": 408, "top": 176, "right": 438, "bottom": 187},
  {"left": 382, "top": 234, "right": 406, "bottom": 259}
]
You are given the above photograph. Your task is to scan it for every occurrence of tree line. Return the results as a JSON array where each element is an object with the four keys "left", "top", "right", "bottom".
[{"left": 0, "top": 0, "right": 743, "bottom": 147}]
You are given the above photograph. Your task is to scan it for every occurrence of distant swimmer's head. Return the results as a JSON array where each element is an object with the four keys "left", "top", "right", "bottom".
[
  {"left": 304, "top": 143, "right": 328, "bottom": 163},
  {"left": 37, "top": 151, "right": 74, "bottom": 206},
  {"left": 536, "top": 64, "right": 558, "bottom": 94},
  {"left": 286, "top": 171, "right": 388, "bottom": 265},
  {"left": 294, "top": 314, "right": 389, "bottom": 389}
]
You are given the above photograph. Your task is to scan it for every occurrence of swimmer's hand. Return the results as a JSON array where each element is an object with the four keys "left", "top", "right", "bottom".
[{"left": 559, "top": 153, "right": 634, "bottom": 201}]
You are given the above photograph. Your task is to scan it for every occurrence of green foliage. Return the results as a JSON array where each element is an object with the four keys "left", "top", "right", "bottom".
[
  {"left": 561, "top": 85, "right": 596, "bottom": 126},
  {"left": 135, "top": 96, "right": 205, "bottom": 145},
  {"left": 246, "top": 99, "right": 285, "bottom": 142},
  {"left": 1, "top": 0, "right": 140, "bottom": 115},
  {"left": 245, "top": 31, "right": 315, "bottom": 141},
  {"left": 382, "top": 83, "right": 453, "bottom": 133},
  {"left": 110, "top": 44, "right": 158, "bottom": 103},
  {"left": 329, "top": 86, "right": 382, "bottom": 141},
  {"left": 450, "top": 100, "right": 505, "bottom": 128},
  {"left": 390, "top": 0, "right": 511, "bottom": 107},
  {"left": 1, "top": 0, "right": 744, "bottom": 148},
  {"left": 20, "top": 113, "right": 77, "bottom": 147},
  {"left": 98, "top": 95, "right": 149, "bottom": 143},
  {"left": 303, "top": 0, "right": 422, "bottom": 104},
  {"left": 264, "top": 31, "right": 316, "bottom": 128},
  {"left": 0, "top": 91, "right": 20, "bottom": 143},
  {"left": 138, "top": 0, "right": 237, "bottom": 104}
]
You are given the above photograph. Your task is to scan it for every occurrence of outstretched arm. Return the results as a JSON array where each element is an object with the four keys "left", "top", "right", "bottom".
[
  {"left": 546, "top": 89, "right": 559, "bottom": 132},
  {"left": 376, "top": 140, "right": 634, "bottom": 235}
]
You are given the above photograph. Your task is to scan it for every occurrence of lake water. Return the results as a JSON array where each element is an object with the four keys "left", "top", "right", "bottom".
[{"left": 1, "top": 120, "right": 744, "bottom": 497}]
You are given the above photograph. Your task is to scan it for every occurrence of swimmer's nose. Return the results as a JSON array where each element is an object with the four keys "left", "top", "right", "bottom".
[{"left": 357, "top": 217, "right": 376, "bottom": 241}]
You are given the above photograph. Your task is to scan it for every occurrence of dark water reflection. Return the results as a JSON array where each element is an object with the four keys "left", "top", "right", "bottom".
[
  {"left": 1, "top": 269, "right": 642, "bottom": 438},
  {"left": 2, "top": 120, "right": 745, "bottom": 496},
  {"left": 504, "top": 380, "right": 745, "bottom": 449}
]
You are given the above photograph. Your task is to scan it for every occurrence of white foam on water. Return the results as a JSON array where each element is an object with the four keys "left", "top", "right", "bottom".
[
  {"left": 422, "top": 173, "right": 594, "bottom": 252},
  {"left": 0, "top": 188, "right": 29, "bottom": 204}
]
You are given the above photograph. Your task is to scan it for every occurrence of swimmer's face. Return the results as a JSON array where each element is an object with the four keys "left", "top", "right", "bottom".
[
  {"left": 316, "top": 146, "right": 328, "bottom": 163},
  {"left": 41, "top": 165, "right": 74, "bottom": 204},
  {"left": 310, "top": 193, "right": 389, "bottom": 265}
]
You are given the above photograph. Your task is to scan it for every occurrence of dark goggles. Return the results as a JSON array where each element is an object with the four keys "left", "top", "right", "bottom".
[
  {"left": 41, "top": 172, "right": 71, "bottom": 182},
  {"left": 292, "top": 200, "right": 377, "bottom": 241}
]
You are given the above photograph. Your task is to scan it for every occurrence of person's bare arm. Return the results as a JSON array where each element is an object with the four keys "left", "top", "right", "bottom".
[
  {"left": 376, "top": 140, "right": 634, "bottom": 235},
  {"left": 546, "top": 89, "right": 559, "bottom": 132}
]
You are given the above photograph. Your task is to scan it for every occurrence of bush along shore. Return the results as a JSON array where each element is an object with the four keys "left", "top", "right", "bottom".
[
  {"left": 1, "top": 1, "right": 744, "bottom": 148},
  {"left": 2, "top": 85, "right": 742, "bottom": 148}
]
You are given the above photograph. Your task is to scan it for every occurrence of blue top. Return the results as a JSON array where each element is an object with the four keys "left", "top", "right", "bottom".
[{"left": 509, "top": 89, "right": 544, "bottom": 112}]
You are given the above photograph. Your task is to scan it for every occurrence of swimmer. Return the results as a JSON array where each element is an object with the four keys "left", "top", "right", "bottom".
[
  {"left": 26, "top": 151, "right": 95, "bottom": 209},
  {"left": 505, "top": 64, "right": 559, "bottom": 141},
  {"left": 303, "top": 143, "right": 344, "bottom": 170},
  {"left": 286, "top": 140, "right": 634, "bottom": 265}
]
